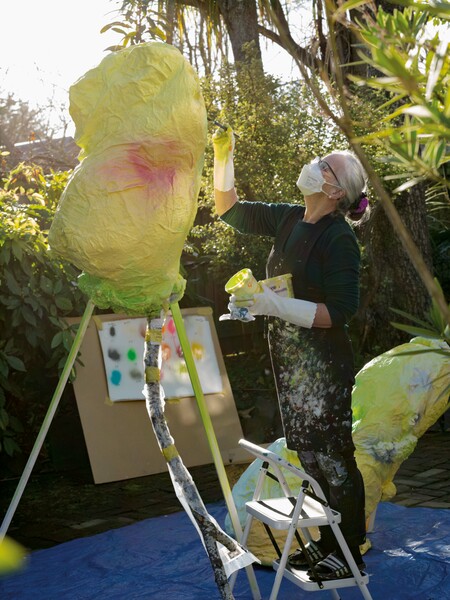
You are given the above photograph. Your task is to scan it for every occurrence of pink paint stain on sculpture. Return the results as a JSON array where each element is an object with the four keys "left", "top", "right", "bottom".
[
  {"left": 127, "top": 144, "right": 176, "bottom": 189},
  {"left": 98, "top": 142, "right": 177, "bottom": 202}
]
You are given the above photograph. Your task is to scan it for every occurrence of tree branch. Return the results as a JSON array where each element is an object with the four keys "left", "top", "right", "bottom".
[
  {"left": 261, "top": 0, "right": 322, "bottom": 70},
  {"left": 258, "top": 25, "right": 319, "bottom": 71}
]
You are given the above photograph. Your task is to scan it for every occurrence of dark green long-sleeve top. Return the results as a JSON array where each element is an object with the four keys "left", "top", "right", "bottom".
[{"left": 220, "top": 201, "right": 361, "bottom": 327}]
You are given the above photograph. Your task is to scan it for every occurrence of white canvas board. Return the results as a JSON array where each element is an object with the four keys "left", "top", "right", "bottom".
[{"left": 97, "top": 315, "right": 223, "bottom": 401}]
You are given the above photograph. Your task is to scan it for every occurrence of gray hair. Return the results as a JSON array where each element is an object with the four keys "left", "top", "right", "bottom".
[{"left": 332, "top": 150, "right": 369, "bottom": 221}]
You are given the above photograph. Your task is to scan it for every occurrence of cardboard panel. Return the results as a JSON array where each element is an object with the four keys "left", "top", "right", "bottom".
[{"left": 68, "top": 308, "right": 247, "bottom": 483}]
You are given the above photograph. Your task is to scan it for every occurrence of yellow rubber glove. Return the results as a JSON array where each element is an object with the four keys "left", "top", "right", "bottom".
[{"left": 212, "top": 126, "right": 235, "bottom": 192}]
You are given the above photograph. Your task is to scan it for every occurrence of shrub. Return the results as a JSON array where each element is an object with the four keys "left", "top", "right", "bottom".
[{"left": 0, "top": 164, "right": 86, "bottom": 458}]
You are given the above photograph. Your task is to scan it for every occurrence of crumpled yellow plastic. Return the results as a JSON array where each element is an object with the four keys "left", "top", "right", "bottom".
[
  {"left": 49, "top": 42, "right": 207, "bottom": 315},
  {"left": 352, "top": 335, "right": 450, "bottom": 518},
  {"left": 226, "top": 336, "right": 449, "bottom": 561},
  {"left": 0, "top": 536, "right": 27, "bottom": 575}
]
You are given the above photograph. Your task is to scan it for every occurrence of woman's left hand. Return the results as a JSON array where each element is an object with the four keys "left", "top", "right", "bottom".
[{"left": 241, "top": 285, "right": 317, "bottom": 328}]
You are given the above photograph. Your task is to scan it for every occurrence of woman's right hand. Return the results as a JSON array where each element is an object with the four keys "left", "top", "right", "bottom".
[{"left": 212, "top": 126, "right": 235, "bottom": 192}]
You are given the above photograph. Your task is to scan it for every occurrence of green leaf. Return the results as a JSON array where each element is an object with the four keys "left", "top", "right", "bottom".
[
  {"left": 27, "top": 329, "right": 38, "bottom": 347},
  {"left": 51, "top": 331, "right": 63, "bottom": 349},
  {"left": 393, "top": 177, "right": 425, "bottom": 193},
  {"left": 0, "top": 359, "right": 9, "bottom": 378},
  {"left": 0, "top": 407, "right": 9, "bottom": 430},
  {"left": 55, "top": 297, "right": 73, "bottom": 312},
  {"left": 3, "top": 436, "right": 20, "bottom": 456},
  {"left": 111, "top": 26, "right": 131, "bottom": 35},
  {"left": 0, "top": 243, "right": 11, "bottom": 265},
  {"left": 5, "top": 355, "right": 26, "bottom": 372},
  {"left": 48, "top": 316, "right": 62, "bottom": 328},
  {"left": 11, "top": 240, "right": 24, "bottom": 261},
  {"left": 40, "top": 275, "right": 53, "bottom": 294},
  {"left": 392, "top": 1, "right": 450, "bottom": 22},
  {"left": 53, "top": 280, "right": 63, "bottom": 294},
  {"left": 58, "top": 356, "right": 69, "bottom": 370},
  {"left": 429, "top": 299, "right": 447, "bottom": 333},
  {"left": 390, "top": 307, "right": 433, "bottom": 329},
  {"left": 21, "top": 259, "right": 33, "bottom": 277},
  {"left": 62, "top": 330, "right": 74, "bottom": 351},
  {"left": 4, "top": 338, "right": 14, "bottom": 353},
  {"left": 2, "top": 296, "right": 22, "bottom": 310},
  {"left": 11, "top": 310, "right": 21, "bottom": 328},
  {"left": 104, "top": 45, "right": 126, "bottom": 53},
  {"left": 148, "top": 26, "right": 166, "bottom": 41},
  {"left": 390, "top": 321, "right": 440, "bottom": 338},
  {"left": 22, "top": 305, "right": 37, "bottom": 326},
  {"left": 402, "top": 106, "right": 434, "bottom": 118},
  {"left": 5, "top": 271, "right": 21, "bottom": 295},
  {"left": 100, "top": 21, "right": 132, "bottom": 34}
]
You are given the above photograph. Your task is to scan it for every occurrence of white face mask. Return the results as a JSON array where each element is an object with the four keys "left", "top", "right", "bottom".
[{"left": 296, "top": 162, "right": 325, "bottom": 196}]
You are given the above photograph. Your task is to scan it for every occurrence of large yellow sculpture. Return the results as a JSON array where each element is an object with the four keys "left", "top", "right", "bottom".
[
  {"left": 49, "top": 42, "right": 207, "bottom": 315},
  {"left": 47, "top": 43, "right": 258, "bottom": 600}
]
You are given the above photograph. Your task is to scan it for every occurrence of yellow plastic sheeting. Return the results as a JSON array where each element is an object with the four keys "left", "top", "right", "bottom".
[
  {"left": 49, "top": 42, "right": 207, "bottom": 315},
  {"left": 0, "top": 536, "right": 27, "bottom": 575},
  {"left": 227, "top": 337, "right": 449, "bottom": 561},
  {"left": 353, "top": 336, "right": 450, "bottom": 518}
]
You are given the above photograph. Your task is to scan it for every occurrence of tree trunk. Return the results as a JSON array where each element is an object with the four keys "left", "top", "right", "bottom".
[
  {"left": 353, "top": 183, "right": 433, "bottom": 357},
  {"left": 333, "top": 14, "right": 370, "bottom": 80},
  {"left": 216, "top": 0, "right": 263, "bottom": 67}
]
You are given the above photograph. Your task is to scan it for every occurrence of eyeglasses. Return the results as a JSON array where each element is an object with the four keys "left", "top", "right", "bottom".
[{"left": 315, "top": 157, "right": 343, "bottom": 189}]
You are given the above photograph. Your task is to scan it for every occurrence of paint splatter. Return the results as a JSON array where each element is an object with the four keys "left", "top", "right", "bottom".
[
  {"left": 129, "top": 368, "right": 142, "bottom": 381},
  {"left": 166, "top": 318, "right": 176, "bottom": 335},
  {"left": 108, "top": 349, "right": 121, "bottom": 361},
  {"left": 161, "top": 343, "right": 171, "bottom": 361},
  {"left": 191, "top": 342, "right": 204, "bottom": 360},
  {"left": 139, "top": 322, "right": 146, "bottom": 338},
  {"left": 127, "top": 348, "right": 137, "bottom": 361},
  {"left": 110, "top": 370, "right": 122, "bottom": 386},
  {"left": 177, "top": 361, "right": 188, "bottom": 375}
]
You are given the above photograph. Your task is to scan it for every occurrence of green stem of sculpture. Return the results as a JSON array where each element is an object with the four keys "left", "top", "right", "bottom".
[
  {"left": 169, "top": 302, "right": 260, "bottom": 599},
  {"left": 170, "top": 303, "right": 241, "bottom": 532},
  {"left": 0, "top": 299, "right": 96, "bottom": 542}
]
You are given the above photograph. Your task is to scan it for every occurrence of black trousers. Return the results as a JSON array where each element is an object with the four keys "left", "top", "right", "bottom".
[
  {"left": 268, "top": 321, "right": 366, "bottom": 552},
  {"left": 297, "top": 448, "right": 366, "bottom": 551}
]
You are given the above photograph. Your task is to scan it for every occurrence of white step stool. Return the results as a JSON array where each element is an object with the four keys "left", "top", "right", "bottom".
[{"left": 233, "top": 439, "right": 373, "bottom": 600}]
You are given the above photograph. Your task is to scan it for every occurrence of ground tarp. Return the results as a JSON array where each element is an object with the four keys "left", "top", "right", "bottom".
[{"left": 1, "top": 501, "right": 449, "bottom": 599}]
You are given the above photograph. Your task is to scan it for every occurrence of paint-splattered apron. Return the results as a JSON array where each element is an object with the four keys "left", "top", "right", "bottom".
[{"left": 266, "top": 215, "right": 356, "bottom": 458}]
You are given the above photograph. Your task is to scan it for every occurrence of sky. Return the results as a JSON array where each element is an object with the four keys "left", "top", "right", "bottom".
[
  {"left": 1, "top": 0, "right": 121, "bottom": 133},
  {"left": 0, "top": 0, "right": 297, "bottom": 137}
]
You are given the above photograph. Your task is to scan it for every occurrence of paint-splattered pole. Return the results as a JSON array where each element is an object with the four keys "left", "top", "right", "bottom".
[{"left": 143, "top": 312, "right": 254, "bottom": 600}]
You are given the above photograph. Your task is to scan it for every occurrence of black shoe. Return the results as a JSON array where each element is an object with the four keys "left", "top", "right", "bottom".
[
  {"left": 288, "top": 541, "right": 327, "bottom": 569},
  {"left": 308, "top": 551, "right": 366, "bottom": 581}
]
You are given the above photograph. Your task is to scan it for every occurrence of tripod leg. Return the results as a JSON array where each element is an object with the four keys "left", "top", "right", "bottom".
[{"left": 0, "top": 300, "right": 95, "bottom": 541}]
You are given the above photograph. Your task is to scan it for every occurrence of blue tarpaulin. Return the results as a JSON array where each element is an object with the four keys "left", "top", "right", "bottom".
[{"left": 1, "top": 502, "right": 449, "bottom": 599}]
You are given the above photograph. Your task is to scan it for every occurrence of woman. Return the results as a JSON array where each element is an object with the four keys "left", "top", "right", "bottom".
[{"left": 213, "top": 127, "right": 369, "bottom": 580}]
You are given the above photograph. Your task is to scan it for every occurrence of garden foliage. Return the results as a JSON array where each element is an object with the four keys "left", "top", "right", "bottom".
[{"left": 0, "top": 164, "right": 85, "bottom": 457}]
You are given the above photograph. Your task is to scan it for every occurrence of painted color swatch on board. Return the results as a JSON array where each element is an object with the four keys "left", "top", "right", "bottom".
[{"left": 97, "top": 316, "right": 223, "bottom": 401}]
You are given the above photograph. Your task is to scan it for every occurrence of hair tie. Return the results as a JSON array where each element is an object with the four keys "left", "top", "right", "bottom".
[{"left": 352, "top": 193, "right": 369, "bottom": 214}]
